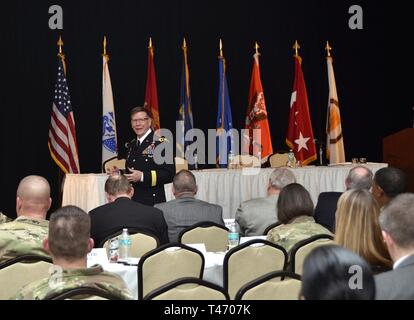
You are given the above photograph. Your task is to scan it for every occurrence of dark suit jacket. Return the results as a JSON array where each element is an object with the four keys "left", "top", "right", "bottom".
[
  {"left": 89, "top": 197, "right": 169, "bottom": 247},
  {"left": 314, "top": 192, "right": 342, "bottom": 233},
  {"left": 375, "top": 254, "right": 414, "bottom": 300},
  {"left": 155, "top": 196, "right": 225, "bottom": 243}
]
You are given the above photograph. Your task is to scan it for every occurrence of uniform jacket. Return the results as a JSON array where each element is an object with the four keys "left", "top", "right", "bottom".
[{"left": 126, "top": 130, "right": 175, "bottom": 206}]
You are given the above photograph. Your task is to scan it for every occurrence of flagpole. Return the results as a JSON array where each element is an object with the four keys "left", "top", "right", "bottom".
[
  {"left": 293, "top": 40, "right": 300, "bottom": 57},
  {"left": 325, "top": 41, "right": 332, "bottom": 57},
  {"left": 57, "top": 35, "right": 66, "bottom": 74}
]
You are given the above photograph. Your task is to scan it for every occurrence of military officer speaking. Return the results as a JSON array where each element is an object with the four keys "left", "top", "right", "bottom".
[{"left": 124, "top": 106, "right": 175, "bottom": 206}]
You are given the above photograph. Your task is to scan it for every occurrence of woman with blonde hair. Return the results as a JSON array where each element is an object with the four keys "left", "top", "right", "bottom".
[{"left": 335, "top": 189, "right": 392, "bottom": 273}]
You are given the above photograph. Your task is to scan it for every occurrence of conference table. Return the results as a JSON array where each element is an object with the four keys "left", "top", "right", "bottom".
[
  {"left": 62, "top": 163, "right": 387, "bottom": 219},
  {"left": 87, "top": 249, "right": 226, "bottom": 300}
]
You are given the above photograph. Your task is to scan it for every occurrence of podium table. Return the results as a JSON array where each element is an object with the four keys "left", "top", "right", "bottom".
[{"left": 62, "top": 163, "right": 387, "bottom": 219}]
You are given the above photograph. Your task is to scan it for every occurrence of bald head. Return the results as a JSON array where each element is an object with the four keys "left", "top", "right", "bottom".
[
  {"left": 345, "top": 166, "right": 373, "bottom": 190},
  {"left": 16, "top": 175, "right": 51, "bottom": 219}
]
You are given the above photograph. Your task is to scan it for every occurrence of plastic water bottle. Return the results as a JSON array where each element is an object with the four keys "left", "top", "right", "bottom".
[
  {"left": 287, "top": 149, "right": 296, "bottom": 168},
  {"left": 118, "top": 228, "right": 131, "bottom": 260},
  {"left": 227, "top": 150, "right": 234, "bottom": 169},
  {"left": 227, "top": 223, "right": 239, "bottom": 250}
]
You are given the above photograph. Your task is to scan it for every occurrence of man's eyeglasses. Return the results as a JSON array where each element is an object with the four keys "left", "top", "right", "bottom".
[{"left": 131, "top": 117, "right": 149, "bottom": 124}]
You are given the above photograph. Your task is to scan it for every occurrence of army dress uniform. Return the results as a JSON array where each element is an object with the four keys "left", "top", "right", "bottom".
[
  {"left": 266, "top": 216, "right": 332, "bottom": 253},
  {"left": 0, "top": 216, "right": 50, "bottom": 263},
  {"left": 126, "top": 130, "right": 175, "bottom": 206},
  {"left": 13, "top": 264, "right": 133, "bottom": 300}
]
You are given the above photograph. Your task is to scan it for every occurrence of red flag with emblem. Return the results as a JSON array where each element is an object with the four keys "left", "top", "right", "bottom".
[
  {"left": 241, "top": 48, "right": 273, "bottom": 162},
  {"left": 286, "top": 55, "right": 316, "bottom": 166},
  {"left": 144, "top": 38, "right": 160, "bottom": 130}
]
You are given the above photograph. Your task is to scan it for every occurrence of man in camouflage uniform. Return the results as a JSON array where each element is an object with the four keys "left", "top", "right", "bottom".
[
  {"left": 0, "top": 212, "right": 11, "bottom": 224},
  {"left": 14, "top": 205, "right": 133, "bottom": 300},
  {"left": 0, "top": 176, "right": 51, "bottom": 263}
]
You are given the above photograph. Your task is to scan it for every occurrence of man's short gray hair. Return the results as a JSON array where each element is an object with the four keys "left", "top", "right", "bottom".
[
  {"left": 269, "top": 168, "right": 296, "bottom": 190},
  {"left": 379, "top": 193, "right": 414, "bottom": 249},
  {"left": 173, "top": 170, "right": 197, "bottom": 194},
  {"left": 345, "top": 166, "right": 373, "bottom": 190}
]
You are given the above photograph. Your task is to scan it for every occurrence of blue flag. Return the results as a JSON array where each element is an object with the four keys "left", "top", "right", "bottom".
[
  {"left": 216, "top": 54, "right": 235, "bottom": 167},
  {"left": 177, "top": 39, "right": 194, "bottom": 159}
]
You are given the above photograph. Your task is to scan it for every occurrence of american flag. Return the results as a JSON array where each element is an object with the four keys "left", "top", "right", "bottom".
[{"left": 48, "top": 56, "right": 80, "bottom": 173}]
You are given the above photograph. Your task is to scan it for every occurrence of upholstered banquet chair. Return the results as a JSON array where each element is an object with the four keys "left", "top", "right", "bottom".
[
  {"left": 223, "top": 239, "right": 287, "bottom": 299},
  {"left": 138, "top": 243, "right": 204, "bottom": 299},
  {"left": 235, "top": 271, "right": 301, "bottom": 300},
  {"left": 178, "top": 221, "right": 229, "bottom": 252},
  {"left": 144, "top": 277, "right": 229, "bottom": 300},
  {"left": 0, "top": 254, "right": 53, "bottom": 299},
  {"left": 100, "top": 228, "right": 160, "bottom": 258},
  {"left": 289, "top": 234, "right": 334, "bottom": 275}
]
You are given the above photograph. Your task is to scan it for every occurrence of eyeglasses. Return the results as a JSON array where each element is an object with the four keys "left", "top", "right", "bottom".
[{"left": 131, "top": 117, "right": 149, "bottom": 124}]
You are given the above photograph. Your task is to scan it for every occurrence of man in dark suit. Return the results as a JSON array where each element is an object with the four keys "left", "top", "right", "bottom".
[
  {"left": 375, "top": 193, "right": 414, "bottom": 299},
  {"left": 155, "top": 170, "right": 225, "bottom": 243},
  {"left": 314, "top": 165, "right": 373, "bottom": 232},
  {"left": 89, "top": 174, "right": 169, "bottom": 247},
  {"left": 123, "top": 106, "right": 175, "bottom": 206},
  {"left": 371, "top": 167, "right": 408, "bottom": 210}
]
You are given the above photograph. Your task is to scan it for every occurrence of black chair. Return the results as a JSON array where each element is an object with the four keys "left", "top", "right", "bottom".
[
  {"left": 138, "top": 242, "right": 205, "bottom": 300},
  {"left": 263, "top": 222, "right": 282, "bottom": 236},
  {"left": 288, "top": 234, "right": 334, "bottom": 274},
  {"left": 178, "top": 221, "right": 229, "bottom": 252},
  {"left": 43, "top": 286, "right": 124, "bottom": 300},
  {"left": 235, "top": 271, "right": 302, "bottom": 300},
  {"left": 144, "top": 277, "right": 230, "bottom": 300}
]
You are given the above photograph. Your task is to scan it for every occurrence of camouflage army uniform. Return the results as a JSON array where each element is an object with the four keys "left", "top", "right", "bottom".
[
  {"left": 0, "top": 212, "right": 11, "bottom": 224},
  {"left": 266, "top": 216, "right": 333, "bottom": 252},
  {"left": 0, "top": 216, "right": 50, "bottom": 263},
  {"left": 13, "top": 264, "right": 133, "bottom": 300}
]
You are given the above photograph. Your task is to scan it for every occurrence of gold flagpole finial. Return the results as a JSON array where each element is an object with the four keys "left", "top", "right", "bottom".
[
  {"left": 57, "top": 35, "right": 64, "bottom": 55},
  {"left": 219, "top": 38, "right": 223, "bottom": 57},
  {"left": 182, "top": 37, "right": 187, "bottom": 50},
  {"left": 148, "top": 37, "right": 153, "bottom": 49},
  {"left": 103, "top": 36, "right": 107, "bottom": 56},
  {"left": 255, "top": 42, "right": 260, "bottom": 54},
  {"left": 293, "top": 40, "right": 300, "bottom": 57},
  {"left": 325, "top": 41, "right": 332, "bottom": 57}
]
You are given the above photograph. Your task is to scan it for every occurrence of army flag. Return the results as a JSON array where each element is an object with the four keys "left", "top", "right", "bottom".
[
  {"left": 286, "top": 53, "right": 317, "bottom": 166},
  {"left": 326, "top": 46, "right": 345, "bottom": 164},
  {"left": 144, "top": 37, "right": 160, "bottom": 131},
  {"left": 176, "top": 38, "right": 194, "bottom": 159},
  {"left": 241, "top": 45, "right": 273, "bottom": 162},
  {"left": 216, "top": 41, "right": 235, "bottom": 167},
  {"left": 48, "top": 38, "right": 80, "bottom": 174},
  {"left": 102, "top": 39, "right": 118, "bottom": 169}
]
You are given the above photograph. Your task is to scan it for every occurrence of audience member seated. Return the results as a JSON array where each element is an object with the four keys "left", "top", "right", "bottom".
[
  {"left": 89, "top": 174, "right": 169, "bottom": 246},
  {"left": 371, "top": 167, "right": 408, "bottom": 210},
  {"left": 235, "top": 168, "right": 296, "bottom": 236},
  {"left": 300, "top": 244, "right": 375, "bottom": 300},
  {"left": 314, "top": 165, "right": 373, "bottom": 232},
  {"left": 0, "top": 212, "right": 11, "bottom": 224},
  {"left": 155, "top": 170, "right": 224, "bottom": 243},
  {"left": 14, "top": 205, "right": 133, "bottom": 300},
  {"left": 334, "top": 189, "right": 392, "bottom": 273},
  {"left": 375, "top": 193, "right": 414, "bottom": 299},
  {"left": 0, "top": 176, "right": 51, "bottom": 263},
  {"left": 266, "top": 183, "right": 332, "bottom": 252}
]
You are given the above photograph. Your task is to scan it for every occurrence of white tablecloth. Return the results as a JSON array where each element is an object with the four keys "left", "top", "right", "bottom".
[
  {"left": 88, "top": 251, "right": 225, "bottom": 300},
  {"left": 63, "top": 163, "right": 387, "bottom": 218}
]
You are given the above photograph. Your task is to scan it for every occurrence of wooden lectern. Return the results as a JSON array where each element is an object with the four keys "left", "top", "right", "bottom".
[{"left": 383, "top": 128, "right": 414, "bottom": 192}]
